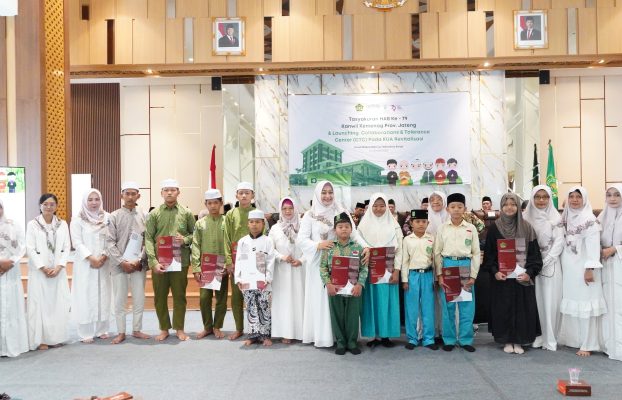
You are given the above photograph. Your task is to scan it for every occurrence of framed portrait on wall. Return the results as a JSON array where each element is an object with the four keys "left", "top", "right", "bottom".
[
  {"left": 213, "top": 17, "right": 246, "bottom": 56},
  {"left": 514, "top": 10, "right": 548, "bottom": 49}
]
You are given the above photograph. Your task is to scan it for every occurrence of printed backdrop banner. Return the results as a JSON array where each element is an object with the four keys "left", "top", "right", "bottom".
[
  {"left": 288, "top": 93, "right": 471, "bottom": 187},
  {"left": 0, "top": 166, "right": 26, "bottom": 234}
]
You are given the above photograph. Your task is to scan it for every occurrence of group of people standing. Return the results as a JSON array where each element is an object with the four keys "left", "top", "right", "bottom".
[{"left": 0, "top": 178, "right": 620, "bottom": 361}]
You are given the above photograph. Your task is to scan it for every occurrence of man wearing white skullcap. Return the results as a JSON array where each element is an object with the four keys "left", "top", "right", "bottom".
[
  {"left": 223, "top": 181, "right": 257, "bottom": 340},
  {"left": 145, "top": 178, "right": 196, "bottom": 341},
  {"left": 191, "top": 188, "right": 227, "bottom": 339},
  {"left": 106, "top": 182, "right": 151, "bottom": 344}
]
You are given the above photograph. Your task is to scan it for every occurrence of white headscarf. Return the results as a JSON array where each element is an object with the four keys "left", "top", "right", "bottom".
[
  {"left": 79, "top": 188, "right": 106, "bottom": 225},
  {"left": 427, "top": 191, "right": 448, "bottom": 235},
  {"left": 357, "top": 193, "right": 400, "bottom": 248},
  {"left": 523, "top": 185, "right": 561, "bottom": 249},
  {"left": 310, "top": 180, "right": 344, "bottom": 222},
  {"left": 278, "top": 196, "right": 300, "bottom": 243},
  {"left": 561, "top": 186, "right": 600, "bottom": 254},
  {"left": 597, "top": 184, "right": 622, "bottom": 248}
]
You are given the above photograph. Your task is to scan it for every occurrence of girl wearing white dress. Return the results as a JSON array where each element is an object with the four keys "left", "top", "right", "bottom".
[
  {"left": 270, "top": 197, "right": 305, "bottom": 343},
  {"left": 523, "top": 185, "right": 564, "bottom": 351},
  {"left": 598, "top": 184, "right": 622, "bottom": 361},
  {"left": 0, "top": 199, "right": 28, "bottom": 357},
  {"left": 26, "top": 193, "right": 71, "bottom": 350},
  {"left": 558, "top": 186, "right": 606, "bottom": 357},
  {"left": 70, "top": 189, "right": 111, "bottom": 343}
]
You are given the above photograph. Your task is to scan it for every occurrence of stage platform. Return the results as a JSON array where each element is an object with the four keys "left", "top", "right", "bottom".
[{"left": 1, "top": 312, "right": 622, "bottom": 400}]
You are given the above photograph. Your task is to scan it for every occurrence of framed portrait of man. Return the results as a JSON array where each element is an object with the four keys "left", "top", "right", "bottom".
[
  {"left": 213, "top": 17, "right": 245, "bottom": 56},
  {"left": 514, "top": 10, "right": 548, "bottom": 49}
]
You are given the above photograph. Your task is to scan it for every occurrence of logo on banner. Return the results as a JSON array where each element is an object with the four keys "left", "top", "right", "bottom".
[
  {"left": 363, "top": 0, "right": 407, "bottom": 11},
  {"left": 355, "top": 103, "right": 364, "bottom": 112}
]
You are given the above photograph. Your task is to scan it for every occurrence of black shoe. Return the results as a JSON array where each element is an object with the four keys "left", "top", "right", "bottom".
[
  {"left": 462, "top": 345, "right": 476, "bottom": 353},
  {"left": 366, "top": 339, "right": 380, "bottom": 348},
  {"left": 381, "top": 338, "right": 395, "bottom": 348},
  {"left": 425, "top": 343, "right": 439, "bottom": 351},
  {"left": 434, "top": 336, "right": 444, "bottom": 345},
  {"left": 442, "top": 344, "right": 455, "bottom": 352},
  {"left": 349, "top": 347, "right": 362, "bottom": 355},
  {"left": 335, "top": 348, "right": 346, "bottom": 355},
  {"left": 405, "top": 343, "right": 415, "bottom": 350}
]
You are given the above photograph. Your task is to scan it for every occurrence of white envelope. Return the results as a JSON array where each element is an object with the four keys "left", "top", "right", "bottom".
[
  {"left": 337, "top": 281, "right": 355, "bottom": 296},
  {"left": 507, "top": 264, "right": 526, "bottom": 279},
  {"left": 450, "top": 288, "right": 473, "bottom": 303},
  {"left": 374, "top": 269, "right": 393, "bottom": 284},
  {"left": 166, "top": 258, "right": 182, "bottom": 272}
]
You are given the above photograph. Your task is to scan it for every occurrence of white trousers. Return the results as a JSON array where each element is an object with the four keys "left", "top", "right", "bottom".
[{"left": 112, "top": 270, "right": 146, "bottom": 334}]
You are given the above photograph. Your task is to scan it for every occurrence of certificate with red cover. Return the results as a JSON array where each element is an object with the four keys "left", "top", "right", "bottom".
[
  {"left": 200, "top": 253, "right": 225, "bottom": 290},
  {"left": 331, "top": 256, "right": 359, "bottom": 296},
  {"left": 157, "top": 236, "right": 182, "bottom": 272},
  {"left": 442, "top": 266, "right": 462, "bottom": 302},
  {"left": 497, "top": 239, "right": 517, "bottom": 274},
  {"left": 369, "top": 247, "right": 395, "bottom": 284}
]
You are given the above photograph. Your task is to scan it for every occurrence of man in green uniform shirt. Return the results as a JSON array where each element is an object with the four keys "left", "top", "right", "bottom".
[
  {"left": 191, "top": 189, "right": 227, "bottom": 339},
  {"left": 223, "top": 181, "right": 256, "bottom": 340},
  {"left": 145, "top": 179, "right": 196, "bottom": 341}
]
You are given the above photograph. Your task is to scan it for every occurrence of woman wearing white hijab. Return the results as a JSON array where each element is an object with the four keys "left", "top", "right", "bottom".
[
  {"left": 70, "top": 189, "right": 111, "bottom": 343},
  {"left": 298, "top": 181, "right": 368, "bottom": 347},
  {"left": 426, "top": 191, "right": 449, "bottom": 236},
  {"left": 26, "top": 193, "right": 71, "bottom": 350},
  {"left": 599, "top": 184, "right": 622, "bottom": 361},
  {"left": 0, "top": 199, "right": 28, "bottom": 357},
  {"left": 270, "top": 197, "right": 305, "bottom": 343},
  {"left": 558, "top": 186, "right": 606, "bottom": 357},
  {"left": 523, "top": 185, "right": 564, "bottom": 351},
  {"left": 359, "top": 193, "right": 403, "bottom": 347}
]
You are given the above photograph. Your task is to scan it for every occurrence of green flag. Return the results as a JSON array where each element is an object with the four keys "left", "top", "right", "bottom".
[
  {"left": 532, "top": 143, "right": 539, "bottom": 187},
  {"left": 546, "top": 141, "right": 559, "bottom": 209}
]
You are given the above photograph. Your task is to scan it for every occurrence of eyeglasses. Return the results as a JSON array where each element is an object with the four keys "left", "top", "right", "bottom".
[{"left": 534, "top": 195, "right": 550, "bottom": 200}]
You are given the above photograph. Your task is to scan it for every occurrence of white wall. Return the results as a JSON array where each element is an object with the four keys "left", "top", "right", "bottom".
[
  {"left": 540, "top": 67, "right": 622, "bottom": 209},
  {"left": 119, "top": 77, "right": 223, "bottom": 214}
]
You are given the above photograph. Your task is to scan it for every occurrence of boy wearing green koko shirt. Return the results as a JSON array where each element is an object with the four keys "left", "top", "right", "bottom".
[
  {"left": 191, "top": 189, "right": 227, "bottom": 340},
  {"left": 223, "top": 181, "right": 257, "bottom": 341},
  {"left": 320, "top": 212, "right": 368, "bottom": 355},
  {"left": 145, "top": 179, "right": 196, "bottom": 342}
]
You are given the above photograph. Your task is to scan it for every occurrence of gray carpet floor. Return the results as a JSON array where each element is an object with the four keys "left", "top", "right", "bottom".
[{"left": 1, "top": 311, "right": 622, "bottom": 400}]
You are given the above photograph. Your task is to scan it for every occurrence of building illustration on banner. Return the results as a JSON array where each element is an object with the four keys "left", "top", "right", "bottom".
[{"left": 289, "top": 139, "right": 462, "bottom": 187}]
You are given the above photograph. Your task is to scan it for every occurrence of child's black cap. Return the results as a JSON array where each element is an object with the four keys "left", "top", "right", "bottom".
[
  {"left": 447, "top": 193, "right": 466, "bottom": 206},
  {"left": 334, "top": 212, "right": 352, "bottom": 227},
  {"left": 410, "top": 209, "right": 428, "bottom": 220}
]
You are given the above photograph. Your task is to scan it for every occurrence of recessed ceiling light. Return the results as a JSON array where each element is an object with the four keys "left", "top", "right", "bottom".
[
  {"left": 483, "top": 62, "right": 491, "bottom": 67},
  {"left": 146, "top": 69, "right": 153, "bottom": 74},
  {"left": 598, "top": 59, "right": 605, "bottom": 64}
]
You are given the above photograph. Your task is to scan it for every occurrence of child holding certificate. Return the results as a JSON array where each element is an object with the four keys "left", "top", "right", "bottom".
[
  {"left": 191, "top": 189, "right": 227, "bottom": 340},
  {"left": 319, "top": 212, "right": 369, "bottom": 355},
  {"left": 401, "top": 209, "right": 437, "bottom": 350},
  {"left": 483, "top": 193, "right": 542, "bottom": 354},
  {"left": 434, "top": 193, "right": 480, "bottom": 352},
  {"left": 358, "top": 193, "right": 402, "bottom": 348},
  {"left": 234, "top": 210, "right": 276, "bottom": 346}
]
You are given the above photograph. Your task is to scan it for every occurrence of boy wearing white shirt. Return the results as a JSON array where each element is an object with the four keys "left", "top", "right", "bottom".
[{"left": 234, "top": 210, "right": 276, "bottom": 346}]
